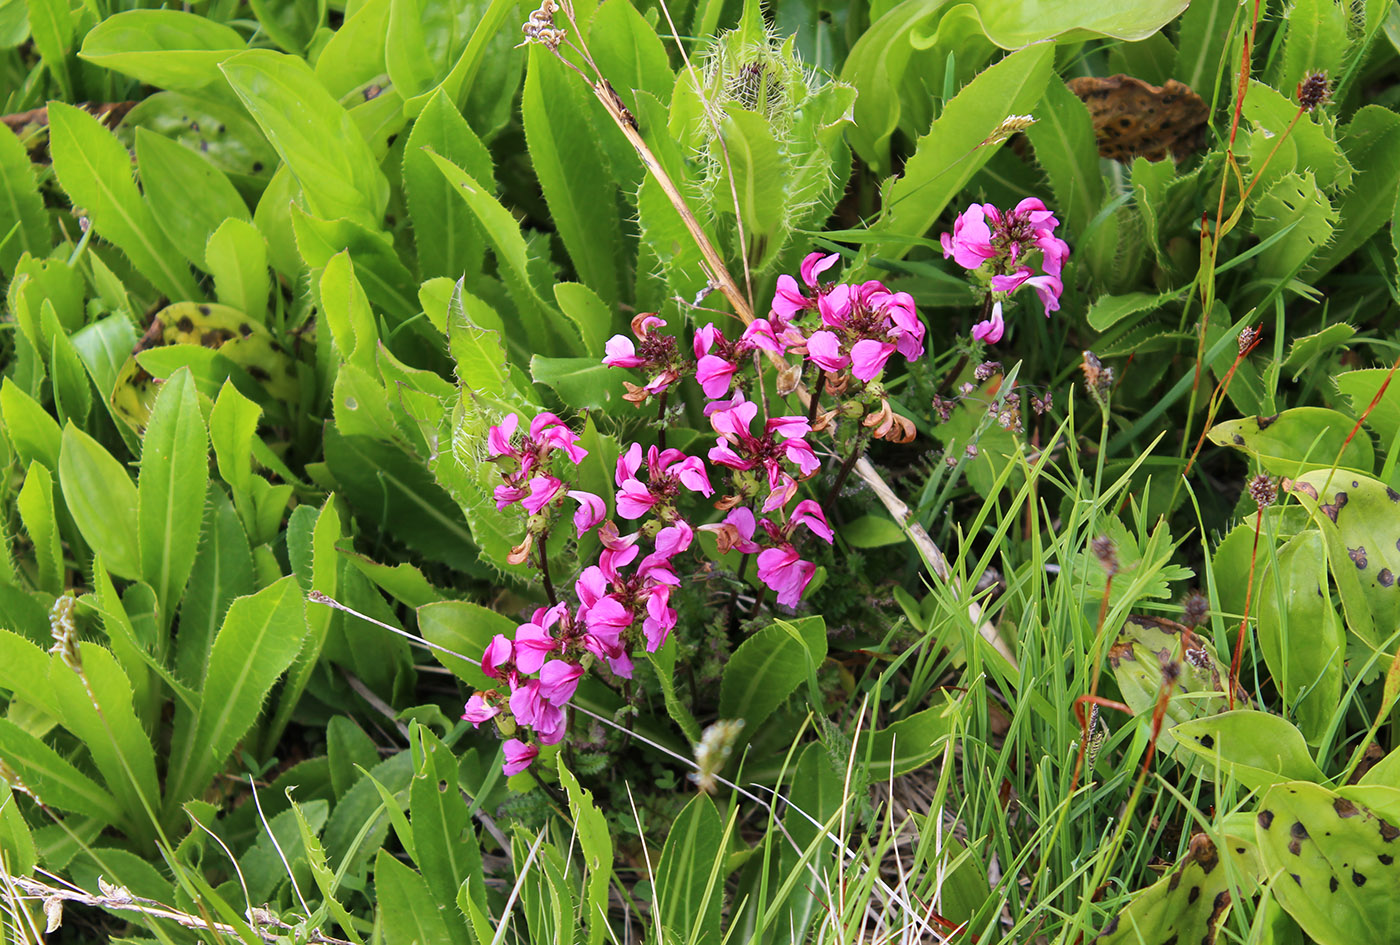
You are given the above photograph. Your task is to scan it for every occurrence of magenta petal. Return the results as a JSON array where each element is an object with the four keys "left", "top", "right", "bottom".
[
  {"left": 850, "top": 339, "right": 897, "bottom": 381},
  {"left": 696, "top": 354, "right": 738, "bottom": 398},
  {"left": 539, "top": 660, "right": 584, "bottom": 705},
  {"left": 502, "top": 738, "right": 538, "bottom": 776},
  {"left": 971, "top": 301, "right": 1005, "bottom": 344},
  {"left": 800, "top": 251, "right": 840, "bottom": 287},
  {"left": 806, "top": 331, "right": 849, "bottom": 372}
]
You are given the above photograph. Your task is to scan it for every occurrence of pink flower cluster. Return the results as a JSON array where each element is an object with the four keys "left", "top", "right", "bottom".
[
  {"left": 940, "top": 197, "right": 1069, "bottom": 344},
  {"left": 486, "top": 412, "right": 604, "bottom": 538}
]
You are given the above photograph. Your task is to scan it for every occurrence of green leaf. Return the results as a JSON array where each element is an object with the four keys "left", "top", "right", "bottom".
[
  {"left": 719, "top": 616, "right": 827, "bottom": 730},
  {"left": 16, "top": 461, "right": 62, "bottom": 593},
  {"left": 125, "top": 88, "right": 279, "bottom": 183},
  {"left": 314, "top": 0, "right": 389, "bottom": 97},
  {"left": 1255, "top": 782, "right": 1400, "bottom": 945},
  {"left": 1024, "top": 77, "right": 1102, "bottom": 242},
  {"left": 1283, "top": 323, "right": 1355, "bottom": 380},
  {"left": 1207, "top": 407, "right": 1373, "bottom": 478},
  {"left": 522, "top": 45, "right": 623, "bottom": 305},
  {"left": 48, "top": 101, "right": 201, "bottom": 301},
  {"left": 1278, "top": 0, "right": 1350, "bottom": 101},
  {"left": 409, "top": 725, "right": 480, "bottom": 945},
  {"left": 427, "top": 149, "right": 571, "bottom": 354},
  {"left": 655, "top": 793, "right": 724, "bottom": 945},
  {"left": 375, "top": 848, "right": 456, "bottom": 945},
  {"left": 137, "top": 369, "right": 210, "bottom": 625},
  {"left": 841, "top": 514, "right": 907, "bottom": 549},
  {"left": 552, "top": 281, "right": 616, "bottom": 357},
  {"left": 42, "top": 300, "right": 92, "bottom": 428},
  {"left": 1313, "top": 106, "right": 1400, "bottom": 275},
  {"left": 0, "top": 717, "right": 122, "bottom": 823},
  {"left": 589, "top": 0, "right": 674, "bottom": 106},
  {"left": 1, "top": 378, "right": 60, "bottom": 471},
  {"left": 644, "top": 638, "right": 703, "bottom": 744},
  {"left": 79, "top": 10, "right": 244, "bottom": 90},
  {"left": 323, "top": 425, "right": 479, "bottom": 572},
  {"left": 0, "top": 122, "right": 48, "bottom": 275},
  {"left": 1256, "top": 530, "right": 1345, "bottom": 744},
  {"left": 1244, "top": 81, "right": 1351, "bottom": 194},
  {"left": 869, "top": 43, "right": 1053, "bottom": 260},
  {"left": 206, "top": 219, "right": 270, "bottom": 320},
  {"left": 402, "top": 89, "right": 491, "bottom": 282},
  {"left": 136, "top": 128, "right": 250, "bottom": 272},
  {"left": 1096, "top": 834, "right": 1236, "bottom": 944},
  {"left": 292, "top": 208, "right": 419, "bottom": 323},
  {"left": 860, "top": 692, "right": 961, "bottom": 777},
  {"left": 416, "top": 599, "right": 516, "bottom": 689},
  {"left": 166, "top": 576, "right": 309, "bottom": 811},
  {"left": 220, "top": 49, "right": 389, "bottom": 228},
  {"left": 175, "top": 489, "right": 255, "bottom": 687},
  {"left": 1336, "top": 367, "right": 1400, "bottom": 452},
  {"left": 1172, "top": 711, "right": 1326, "bottom": 790},
  {"left": 557, "top": 756, "right": 613, "bottom": 945},
  {"left": 1086, "top": 291, "right": 1171, "bottom": 333},
  {"left": 1173, "top": 0, "right": 1235, "bottom": 98},
  {"left": 529, "top": 355, "right": 630, "bottom": 412},
  {"left": 58, "top": 424, "right": 140, "bottom": 580},
  {"left": 1251, "top": 170, "right": 1337, "bottom": 281},
  {"left": 1284, "top": 470, "right": 1400, "bottom": 654},
  {"left": 25, "top": 0, "right": 72, "bottom": 98},
  {"left": 289, "top": 792, "right": 365, "bottom": 944},
  {"left": 319, "top": 250, "right": 379, "bottom": 373}
]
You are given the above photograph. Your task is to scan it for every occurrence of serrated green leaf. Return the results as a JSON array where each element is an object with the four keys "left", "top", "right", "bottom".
[
  {"left": 58, "top": 424, "right": 139, "bottom": 580},
  {"left": 403, "top": 89, "right": 491, "bottom": 282}
]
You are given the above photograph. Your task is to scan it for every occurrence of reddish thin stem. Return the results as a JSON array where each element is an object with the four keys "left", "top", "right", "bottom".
[{"left": 1228, "top": 507, "right": 1264, "bottom": 709}]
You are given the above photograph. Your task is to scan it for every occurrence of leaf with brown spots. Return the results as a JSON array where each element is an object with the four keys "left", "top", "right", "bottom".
[
  {"left": 1207, "top": 406, "right": 1374, "bottom": 479},
  {"left": 1284, "top": 471, "right": 1400, "bottom": 658},
  {"left": 1065, "top": 74, "right": 1208, "bottom": 163},
  {"left": 1108, "top": 615, "right": 1243, "bottom": 758},
  {"left": 1095, "top": 833, "right": 1236, "bottom": 944},
  {"left": 1256, "top": 781, "right": 1400, "bottom": 945}
]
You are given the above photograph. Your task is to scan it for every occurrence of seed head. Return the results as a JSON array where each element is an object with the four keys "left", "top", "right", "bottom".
[
  {"left": 689, "top": 719, "right": 745, "bottom": 793},
  {"left": 1081, "top": 351, "right": 1114, "bottom": 409},
  {"left": 1247, "top": 473, "right": 1277, "bottom": 509},
  {"left": 981, "top": 114, "right": 1036, "bottom": 148},
  {"left": 974, "top": 360, "right": 1003, "bottom": 382},
  {"left": 1237, "top": 325, "right": 1260, "bottom": 357},
  {"left": 1091, "top": 535, "right": 1118, "bottom": 576},
  {"left": 520, "top": 0, "right": 564, "bottom": 50},
  {"left": 1297, "top": 72, "right": 1331, "bottom": 111},
  {"left": 1180, "top": 589, "right": 1210, "bottom": 628}
]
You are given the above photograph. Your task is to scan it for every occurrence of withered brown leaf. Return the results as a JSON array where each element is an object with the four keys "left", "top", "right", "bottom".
[{"left": 1065, "top": 75, "right": 1208, "bottom": 163}]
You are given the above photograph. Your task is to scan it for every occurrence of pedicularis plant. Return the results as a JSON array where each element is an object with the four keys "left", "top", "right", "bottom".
[{"left": 3, "top": 0, "right": 1400, "bottom": 944}]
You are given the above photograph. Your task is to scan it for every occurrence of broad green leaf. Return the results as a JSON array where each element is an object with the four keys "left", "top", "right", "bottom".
[
  {"left": 58, "top": 424, "right": 140, "bottom": 580},
  {"left": 1207, "top": 407, "right": 1373, "bottom": 477},
  {"left": 125, "top": 88, "right": 279, "bottom": 183},
  {"left": 374, "top": 850, "right": 456, "bottom": 945},
  {"left": 0, "top": 718, "right": 122, "bottom": 823},
  {"left": 42, "top": 300, "right": 92, "bottom": 427},
  {"left": 410, "top": 725, "right": 480, "bottom": 945},
  {"left": 655, "top": 793, "right": 724, "bottom": 945},
  {"left": 25, "top": 0, "right": 73, "bottom": 97},
  {"left": 716, "top": 107, "right": 790, "bottom": 272},
  {"left": 1244, "top": 81, "right": 1351, "bottom": 194},
  {"left": 319, "top": 251, "right": 379, "bottom": 373},
  {"left": 70, "top": 314, "right": 139, "bottom": 403},
  {"left": 1096, "top": 834, "right": 1235, "bottom": 944},
  {"left": 589, "top": 0, "right": 674, "bottom": 106},
  {"left": 1313, "top": 106, "right": 1400, "bottom": 275},
  {"left": 1255, "top": 782, "right": 1400, "bottom": 944},
  {"left": 1285, "top": 470, "right": 1400, "bottom": 654},
  {"left": 292, "top": 208, "right": 419, "bottom": 323},
  {"left": 557, "top": 756, "right": 612, "bottom": 945},
  {"left": 137, "top": 369, "right": 209, "bottom": 625},
  {"left": 1256, "top": 530, "right": 1345, "bottom": 744},
  {"left": 553, "top": 281, "right": 616, "bottom": 357},
  {"left": 841, "top": 514, "right": 907, "bottom": 548},
  {"left": 1172, "top": 711, "right": 1326, "bottom": 790},
  {"left": 323, "top": 749, "right": 414, "bottom": 872},
  {"left": 1109, "top": 615, "right": 1239, "bottom": 757},
  {"left": 427, "top": 150, "right": 569, "bottom": 354},
  {"left": 416, "top": 599, "right": 516, "bottom": 689},
  {"left": 523, "top": 45, "right": 623, "bottom": 305},
  {"left": 248, "top": 0, "right": 318, "bottom": 53},
  {"left": 340, "top": 551, "right": 442, "bottom": 608},
  {"left": 859, "top": 692, "right": 961, "bottom": 777},
  {"left": 136, "top": 128, "right": 250, "bottom": 272},
  {"left": 1283, "top": 323, "right": 1355, "bottom": 380},
  {"left": 530, "top": 355, "right": 630, "bottom": 411},
  {"left": 323, "top": 426, "right": 479, "bottom": 572},
  {"left": 79, "top": 10, "right": 244, "bottom": 90},
  {"left": 1251, "top": 170, "right": 1338, "bottom": 281},
  {"left": 48, "top": 641, "right": 161, "bottom": 841},
  {"left": 1277, "top": 0, "right": 1350, "bottom": 101},
  {"left": 1336, "top": 367, "right": 1400, "bottom": 452},
  {"left": 48, "top": 102, "right": 201, "bottom": 301},
  {"left": 385, "top": 0, "right": 466, "bottom": 99},
  {"left": 0, "top": 627, "right": 57, "bottom": 714},
  {"left": 0, "top": 123, "right": 48, "bottom": 275},
  {"left": 0, "top": 378, "right": 61, "bottom": 471},
  {"left": 402, "top": 89, "right": 491, "bottom": 281},
  {"left": 1174, "top": 0, "right": 1235, "bottom": 97},
  {"left": 166, "top": 576, "right": 309, "bottom": 810},
  {"left": 208, "top": 380, "right": 262, "bottom": 523},
  {"left": 1024, "top": 77, "right": 1102, "bottom": 242},
  {"left": 719, "top": 616, "right": 826, "bottom": 730},
  {"left": 333, "top": 363, "right": 400, "bottom": 441},
  {"left": 221, "top": 49, "right": 389, "bottom": 228},
  {"left": 869, "top": 44, "right": 1053, "bottom": 260},
  {"left": 16, "top": 461, "right": 62, "bottom": 593},
  {"left": 313, "top": 0, "right": 389, "bottom": 97}
]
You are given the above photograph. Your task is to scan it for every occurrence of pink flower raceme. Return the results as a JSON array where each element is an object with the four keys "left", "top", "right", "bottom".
[
  {"left": 707, "top": 395, "right": 819, "bottom": 514},
  {"left": 602, "top": 313, "right": 689, "bottom": 404},
  {"left": 487, "top": 412, "right": 603, "bottom": 536},
  {"left": 693, "top": 321, "right": 786, "bottom": 398},
  {"left": 941, "top": 198, "right": 1070, "bottom": 343}
]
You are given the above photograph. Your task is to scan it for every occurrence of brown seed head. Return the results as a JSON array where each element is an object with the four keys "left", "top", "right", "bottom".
[
  {"left": 1247, "top": 473, "right": 1277, "bottom": 509},
  {"left": 1091, "top": 535, "right": 1118, "bottom": 575},
  {"left": 1237, "top": 325, "right": 1260, "bottom": 357},
  {"left": 1180, "top": 589, "right": 1210, "bottom": 628},
  {"left": 1297, "top": 71, "right": 1331, "bottom": 111},
  {"left": 974, "top": 361, "right": 1003, "bottom": 382}
]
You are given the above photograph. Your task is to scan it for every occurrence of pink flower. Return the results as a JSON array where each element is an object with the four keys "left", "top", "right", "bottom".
[
  {"left": 789, "top": 500, "right": 834, "bottom": 543},
  {"left": 494, "top": 483, "right": 528, "bottom": 510},
  {"left": 766, "top": 416, "right": 811, "bottom": 439},
  {"left": 530, "top": 413, "right": 588, "bottom": 464},
  {"left": 851, "top": 339, "right": 897, "bottom": 381},
  {"left": 800, "top": 251, "right": 840, "bottom": 287},
  {"left": 487, "top": 413, "right": 520, "bottom": 458},
  {"left": 567, "top": 490, "right": 606, "bottom": 535},
  {"left": 673, "top": 456, "right": 713, "bottom": 496},
  {"left": 603, "top": 335, "right": 646, "bottom": 368},
  {"left": 502, "top": 739, "right": 538, "bottom": 775},
  {"left": 462, "top": 693, "right": 500, "bottom": 726},
  {"left": 598, "top": 522, "right": 640, "bottom": 575},
  {"left": 806, "top": 331, "right": 849, "bottom": 372},
  {"left": 782, "top": 439, "right": 820, "bottom": 477},
  {"left": 535, "top": 705, "right": 567, "bottom": 745},
  {"left": 539, "top": 659, "right": 584, "bottom": 706},
  {"left": 741, "top": 319, "right": 784, "bottom": 355},
  {"left": 482, "top": 635, "right": 513, "bottom": 679},
  {"left": 757, "top": 544, "right": 816, "bottom": 608},
  {"left": 696, "top": 354, "right": 739, "bottom": 398},
  {"left": 642, "top": 591, "right": 676, "bottom": 651},
  {"left": 991, "top": 268, "right": 1063, "bottom": 315},
  {"left": 699, "top": 507, "right": 762, "bottom": 554},
  {"left": 941, "top": 204, "right": 997, "bottom": 270},
  {"left": 616, "top": 479, "right": 659, "bottom": 519},
  {"left": 514, "top": 604, "right": 565, "bottom": 673},
  {"left": 972, "top": 301, "right": 1005, "bottom": 345},
  {"left": 653, "top": 520, "right": 694, "bottom": 559},
  {"left": 772, "top": 273, "right": 811, "bottom": 320},
  {"left": 521, "top": 474, "right": 564, "bottom": 515}
]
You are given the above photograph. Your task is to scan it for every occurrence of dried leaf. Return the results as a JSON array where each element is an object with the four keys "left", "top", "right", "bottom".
[{"left": 1066, "top": 75, "right": 1208, "bottom": 162}]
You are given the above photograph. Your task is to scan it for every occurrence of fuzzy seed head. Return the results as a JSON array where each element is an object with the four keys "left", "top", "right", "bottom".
[
  {"left": 1180, "top": 589, "right": 1210, "bottom": 628},
  {"left": 1248, "top": 473, "right": 1277, "bottom": 508},
  {"left": 1297, "top": 72, "right": 1331, "bottom": 111},
  {"left": 981, "top": 114, "right": 1036, "bottom": 147},
  {"left": 1237, "top": 325, "right": 1260, "bottom": 356},
  {"left": 689, "top": 719, "right": 745, "bottom": 793}
]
